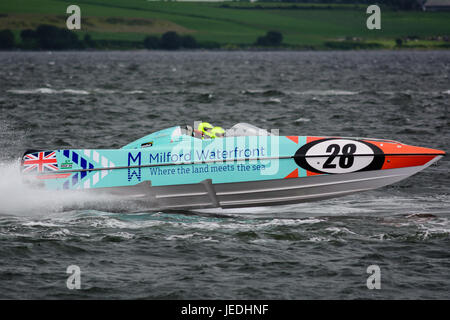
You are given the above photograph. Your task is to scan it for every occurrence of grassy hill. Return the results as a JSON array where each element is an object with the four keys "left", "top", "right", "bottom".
[{"left": 1, "top": 0, "right": 449, "bottom": 49}]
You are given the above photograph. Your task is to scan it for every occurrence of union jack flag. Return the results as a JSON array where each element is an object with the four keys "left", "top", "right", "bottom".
[{"left": 23, "top": 151, "right": 59, "bottom": 173}]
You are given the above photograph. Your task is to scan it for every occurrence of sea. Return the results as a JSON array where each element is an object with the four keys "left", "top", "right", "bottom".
[{"left": 0, "top": 50, "right": 449, "bottom": 299}]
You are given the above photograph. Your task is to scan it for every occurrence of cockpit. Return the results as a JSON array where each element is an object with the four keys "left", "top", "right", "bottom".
[
  {"left": 123, "top": 124, "right": 276, "bottom": 149},
  {"left": 180, "top": 123, "right": 276, "bottom": 139}
]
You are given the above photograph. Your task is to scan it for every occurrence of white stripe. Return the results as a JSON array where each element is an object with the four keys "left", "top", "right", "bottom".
[
  {"left": 93, "top": 151, "right": 99, "bottom": 163},
  {"left": 101, "top": 156, "right": 108, "bottom": 168},
  {"left": 84, "top": 150, "right": 90, "bottom": 158},
  {"left": 93, "top": 172, "right": 99, "bottom": 185},
  {"left": 84, "top": 179, "right": 90, "bottom": 189}
]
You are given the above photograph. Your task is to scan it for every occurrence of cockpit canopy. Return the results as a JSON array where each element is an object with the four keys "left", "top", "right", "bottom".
[
  {"left": 122, "top": 123, "right": 276, "bottom": 149},
  {"left": 226, "top": 123, "right": 275, "bottom": 137},
  {"left": 180, "top": 123, "right": 275, "bottom": 138}
]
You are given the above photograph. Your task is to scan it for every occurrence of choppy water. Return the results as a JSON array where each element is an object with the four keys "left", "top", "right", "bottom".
[{"left": 0, "top": 51, "right": 449, "bottom": 299}]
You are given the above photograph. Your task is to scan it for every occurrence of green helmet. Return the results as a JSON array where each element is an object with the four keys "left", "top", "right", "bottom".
[
  {"left": 211, "top": 126, "right": 225, "bottom": 138},
  {"left": 198, "top": 122, "right": 214, "bottom": 138}
]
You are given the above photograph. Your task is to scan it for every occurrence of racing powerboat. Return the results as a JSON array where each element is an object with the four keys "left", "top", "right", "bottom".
[{"left": 21, "top": 123, "right": 445, "bottom": 210}]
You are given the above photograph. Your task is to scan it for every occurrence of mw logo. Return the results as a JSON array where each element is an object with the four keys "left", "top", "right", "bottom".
[{"left": 128, "top": 152, "right": 142, "bottom": 182}]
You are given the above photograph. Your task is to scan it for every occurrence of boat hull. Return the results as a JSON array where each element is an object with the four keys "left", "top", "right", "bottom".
[
  {"left": 90, "top": 155, "right": 442, "bottom": 210},
  {"left": 21, "top": 131, "right": 445, "bottom": 210}
]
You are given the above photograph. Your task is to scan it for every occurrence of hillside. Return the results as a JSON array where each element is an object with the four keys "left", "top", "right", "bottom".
[{"left": 0, "top": 0, "right": 449, "bottom": 49}]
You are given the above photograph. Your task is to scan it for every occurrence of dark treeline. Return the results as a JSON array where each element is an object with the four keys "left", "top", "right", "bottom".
[
  {"left": 240, "top": 0, "right": 424, "bottom": 10},
  {"left": 0, "top": 25, "right": 224, "bottom": 50},
  {"left": 0, "top": 25, "right": 287, "bottom": 50},
  {"left": 2, "top": 25, "right": 445, "bottom": 51},
  {"left": 0, "top": 29, "right": 15, "bottom": 49},
  {"left": 143, "top": 31, "right": 221, "bottom": 50},
  {"left": 21, "top": 25, "right": 83, "bottom": 49},
  {"left": 256, "top": 31, "right": 283, "bottom": 46}
]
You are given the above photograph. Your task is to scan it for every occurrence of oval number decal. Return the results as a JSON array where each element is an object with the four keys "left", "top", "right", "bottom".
[{"left": 295, "top": 139, "right": 384, "bottom": 174}]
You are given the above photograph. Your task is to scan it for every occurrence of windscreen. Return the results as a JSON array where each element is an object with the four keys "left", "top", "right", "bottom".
[{"left": 226, "top": 123, "right": 275, "bottom": 137}]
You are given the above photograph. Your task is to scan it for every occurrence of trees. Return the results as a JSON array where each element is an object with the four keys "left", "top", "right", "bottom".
[
  {"left": 35, "top": 24, "right": 81, "bottom": 49},
  {"left": 18, "top": 25, "right": 91, "bottom": 49},
  {"left": 83, "top": 34, "right": 95, "bottom": 48},
  {"left": 20, "top": 29, "right": 38, "bottom": 49},
  {"left": 256, "top": 31, "right": 283, "bottom": 46},
  {"left": 180, "top": 35, "right": 198, "bottom": 49},
  {"left": 0, "top": 29, "right": 15, "bottom": 49},
  {"left": 160, "top": 31, "right": 181, "bottom": 50},
  {"left": 380, "top": 0, "right": 422, "bottom": 10},
  {"left": 146, "top": 32, "right": 198, "bottom": 50},
  {"left": 20, "top": 29, "right": 37, "bottom": 41},
  {"left": 144, "top": 35, "right": 160, "bottom": 49}
]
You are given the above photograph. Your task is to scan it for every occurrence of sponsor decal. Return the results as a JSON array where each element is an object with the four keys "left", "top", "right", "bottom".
[
  {"left": 294, "top": 138, "right": 384, "bottom": 174},
  {"left": 60, "top": 159, "right": 73, "bottom": 169},
  {"left": 141, "top": 141, "right": 153, "bottom": 148},
  {"left": 128, "top": 152, "right": 142, "bottom": 182}
]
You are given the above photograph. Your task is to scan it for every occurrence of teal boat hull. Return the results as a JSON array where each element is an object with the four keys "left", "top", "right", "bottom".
[{"left": 21, "top": 125, "right": 445, "bottom": 210}]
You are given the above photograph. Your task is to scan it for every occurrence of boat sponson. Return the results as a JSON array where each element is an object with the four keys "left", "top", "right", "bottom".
[{"left": 90, "top": 156, "right": 441, "bottom": 210}]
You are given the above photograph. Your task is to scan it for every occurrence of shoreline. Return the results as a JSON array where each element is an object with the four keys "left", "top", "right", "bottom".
[{"left": 1, "top": 47, "right": 450, "bottom": 52}]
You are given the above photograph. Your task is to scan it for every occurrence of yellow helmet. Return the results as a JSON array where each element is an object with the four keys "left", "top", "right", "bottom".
[
  {"left": 211, "top": 126, "right": 225, "bottom": 138},
  {"left": 198, "top": 122, "right": 213, "bottom": 138}
]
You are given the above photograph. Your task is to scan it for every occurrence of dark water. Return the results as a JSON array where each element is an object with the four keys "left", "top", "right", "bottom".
[{"left": 0, "top": 51, "right": 449, "bottom": 299}]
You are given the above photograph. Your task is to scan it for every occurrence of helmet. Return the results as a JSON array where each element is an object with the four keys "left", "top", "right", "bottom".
[
  {"left": 198, "top": 122, "right": 214, "bottom": 138},
  {"left": 211, "top": 126, "right": 225, "bottom": 138}
]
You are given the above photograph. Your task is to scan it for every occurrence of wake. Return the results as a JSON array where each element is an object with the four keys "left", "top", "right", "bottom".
[{"left": 0, "top": 161, "right": 154, "bottom": 217}]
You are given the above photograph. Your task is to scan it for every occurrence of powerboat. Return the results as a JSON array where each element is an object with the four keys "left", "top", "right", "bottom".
[{"left": 21, "top": 123, "right": 445, "bottom": 210}]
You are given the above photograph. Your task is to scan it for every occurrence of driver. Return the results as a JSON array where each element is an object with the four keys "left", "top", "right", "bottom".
[
  {"left": 211, "top": 126, "right": 225, "bottom": 138},
  {"left": 196, "top": 122, "right": 214, "bottom": 139}
]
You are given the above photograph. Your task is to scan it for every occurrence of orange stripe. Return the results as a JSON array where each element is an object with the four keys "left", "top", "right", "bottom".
[
  {"left": 286, "top": 136, "right": 299, "bottom": 144},
  {"left": 307, "top": 170, "right": 322, "bottom": 176},
  {"left": 284, "top": 169, "right": 298, "bottom": 179},
  {"left": 366, "top": 140, "right": 445, "bottom": 155},
  {"left": 365, "top": 140, "right": 443, "bottom": 169},
  {"left": 307, "top": 136, "right": 325, "bottom": 143},
  {"left": 382, "top": 155, "right": 436, "bottom": 170}
]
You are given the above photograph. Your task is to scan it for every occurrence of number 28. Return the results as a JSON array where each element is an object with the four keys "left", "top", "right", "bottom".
[{"left": 323, "top": 143, "right": 357, "bottom": 169}]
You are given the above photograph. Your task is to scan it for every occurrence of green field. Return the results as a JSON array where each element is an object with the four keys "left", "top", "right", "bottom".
[{"left": 1, "top": 0, "right": 449, "bottom": 49}]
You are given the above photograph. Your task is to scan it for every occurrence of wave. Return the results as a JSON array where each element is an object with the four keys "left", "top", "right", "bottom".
[
  {"left": 18, "top": 87, "right": 443, "bottom": 97},
  {"left": 289, "top": 90, "right": 359, "bottom": 96},
  {"left": 0, "top": 161, "right": 154, "bottom": 217},
  {"left": 124, "top": 90, "right": 145, "bottom": 94},
  {"left": 241, "top": 89, "right": 359, "bottom": 96},
  {"left": 7, "top": 88, "right": 89, "bottom": 95},
  {"left": 286, "top": 89, "right": 448, "bottom": 96},
  {"left": 6, "top": 88, "right": 146, "bottom": 95},
  {"left": 241, "top": 89, "right": 360, "bottom": 96},
  {"left": 294, "top": 117, "right": 311, "bottom": 122},
  {"left": 264, "top": 97, "right": 281, "bottom": 104},
  {"left": 241, "top": 89, "right": 285, "bottom": 96}
]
